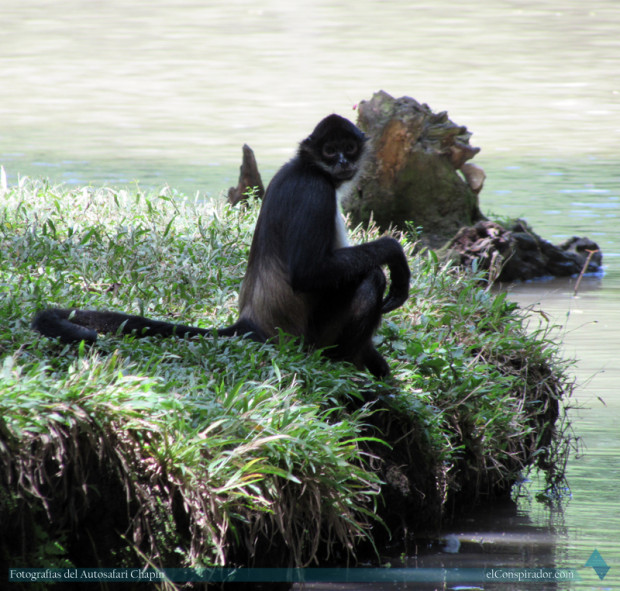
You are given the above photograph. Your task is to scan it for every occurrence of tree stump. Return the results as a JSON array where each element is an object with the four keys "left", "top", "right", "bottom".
[
  {"left": 227, "top": 144, "right": 264, "bottom": 205},
  {"left": 344, "top": 90, "right": 603, "bottom": 281},
  {"left": 342, "top": 90, "right": 485, "bottom": 248}
]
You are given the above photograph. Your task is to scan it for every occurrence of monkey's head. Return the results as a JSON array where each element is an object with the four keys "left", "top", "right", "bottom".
[{"left": 299, "top": 114, "right": 368, "bottom": 185}]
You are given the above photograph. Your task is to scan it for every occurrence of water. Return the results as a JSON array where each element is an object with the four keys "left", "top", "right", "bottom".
[
  {"left": 2, "top": 0, "right": 619, "bottom": 189},
  {"left": 2, "top": 1, "right": 619, "bottom": 588}
]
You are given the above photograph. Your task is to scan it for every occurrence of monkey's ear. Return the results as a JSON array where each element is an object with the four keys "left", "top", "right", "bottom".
[{"left": 299, "top": 134, "right": 320, "bottom": 157}]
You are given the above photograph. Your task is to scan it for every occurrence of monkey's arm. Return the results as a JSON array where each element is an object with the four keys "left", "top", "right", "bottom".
[
  {"left": 274, "top": 171, "right": 410, "bottom": 312},
  {"left": 291, "top": 237, "right": 409, "bottom": 309},
  {"left": 378, "top": 244, "right": 411, "bottom": 313}
]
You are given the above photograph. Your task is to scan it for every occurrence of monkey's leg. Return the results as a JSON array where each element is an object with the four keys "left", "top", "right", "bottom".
[{"left": 318, "top": 267, "right": 390, "bottom": 378}]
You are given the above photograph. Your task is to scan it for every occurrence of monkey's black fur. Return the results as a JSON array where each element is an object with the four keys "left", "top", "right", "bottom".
[{"left": 32, "top": 114, "right": 410, "bottom": 377}]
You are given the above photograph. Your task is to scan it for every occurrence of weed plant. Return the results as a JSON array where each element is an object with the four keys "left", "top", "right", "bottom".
[{"left": 0, "top": 178, "right": 574, "bottom": 572}]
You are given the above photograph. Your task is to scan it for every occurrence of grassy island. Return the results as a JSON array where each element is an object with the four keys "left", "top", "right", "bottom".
[{"left": 0, "top": 179, "right": 573, "bottom": 581}]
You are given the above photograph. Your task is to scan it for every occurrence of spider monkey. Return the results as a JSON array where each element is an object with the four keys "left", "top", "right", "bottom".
[{"left": 32, "top": 114, "right": 410, "bottom": 377}]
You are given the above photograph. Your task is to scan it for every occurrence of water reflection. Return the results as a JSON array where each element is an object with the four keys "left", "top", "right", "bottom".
[
  {"left": 297, "top": 503, "right": 565, "bottom": 590},
  {"left": 406, "top": 502, "right": 565, "bottom": 588},
  {"left": 505, "top": 276, "right": 620, "bottom": 590}
]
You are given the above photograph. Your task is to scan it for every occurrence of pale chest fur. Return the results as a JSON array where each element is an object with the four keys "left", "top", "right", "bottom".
[{"left": 334, "top": 180, "right": 353, "bottom": 249}]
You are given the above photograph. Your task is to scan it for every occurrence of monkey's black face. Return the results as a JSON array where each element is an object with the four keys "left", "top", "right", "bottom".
[
  {"left": 299, "top": 114, "right": 367, "bottom": 186},
  {"left": 321, "top": 137, "right": 360, "bottom": 181}
]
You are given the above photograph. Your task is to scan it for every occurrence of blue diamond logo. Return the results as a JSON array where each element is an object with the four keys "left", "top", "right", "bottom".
[{"left": 585, "top": 549, "right": 610, "bottom": 581}]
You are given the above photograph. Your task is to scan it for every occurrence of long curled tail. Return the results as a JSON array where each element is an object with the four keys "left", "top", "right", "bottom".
[{"left": 32, "top": 308, "right": 265, "bottom": 344}]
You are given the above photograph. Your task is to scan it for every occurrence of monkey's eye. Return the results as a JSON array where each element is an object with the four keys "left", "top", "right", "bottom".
[
  {"left": 343, "top": 140, "right": 358, "bottom": 156},
  {"left": 322, "top": 143, "right": 337, "bottom": 159}
]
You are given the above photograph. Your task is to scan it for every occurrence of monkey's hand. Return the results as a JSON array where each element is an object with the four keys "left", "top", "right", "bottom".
[{"left": 382, "top": 246, "right": 410, "bottom": 313}]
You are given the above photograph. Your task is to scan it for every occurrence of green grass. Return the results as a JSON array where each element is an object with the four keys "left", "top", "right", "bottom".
[{"left": 0, "top": 177, "right": 574, "bottom": 574}]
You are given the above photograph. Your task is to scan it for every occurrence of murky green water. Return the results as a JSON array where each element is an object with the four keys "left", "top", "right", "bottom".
[
  {"left": 414, "top": 162, "right": 620, "bottom": 590},
  {"left": 2, "top": 1, "right": 619, "bottom": 588}
]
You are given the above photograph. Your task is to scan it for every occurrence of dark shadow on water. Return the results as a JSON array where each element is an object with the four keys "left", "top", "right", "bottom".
[{"left": 295, "top": 498, "right": 566, "bottom": 591}]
